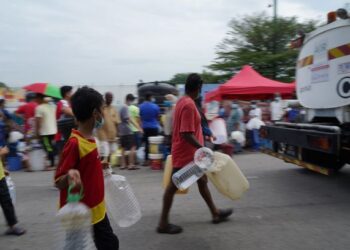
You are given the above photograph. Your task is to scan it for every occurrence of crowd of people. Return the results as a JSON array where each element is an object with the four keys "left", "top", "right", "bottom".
[{"left": 0, "top": 75, "right": 303, "bottom": 249}]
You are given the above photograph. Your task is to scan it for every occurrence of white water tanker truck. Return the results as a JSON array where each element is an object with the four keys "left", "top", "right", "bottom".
[{"left": 261, "top": 8, "right": 350, "bottom": 175}]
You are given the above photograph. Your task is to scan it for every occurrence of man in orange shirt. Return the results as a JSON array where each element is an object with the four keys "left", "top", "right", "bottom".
[{"left": 157, "top": 74, "right": 233, "bottom": 234}]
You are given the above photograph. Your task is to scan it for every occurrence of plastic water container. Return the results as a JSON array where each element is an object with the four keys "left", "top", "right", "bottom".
[
  {"left": 104, "top": 171, "right": 142, "bottom": 227},
  {"left": 149, "top": 136, "right": 164, "bottom": 154},
  {"left": 209, "top": 118, "right": 228, "bottom": 144},
  {"left": 28, "top": 142, "right": 46, "bottom": 171},
  {"left": 7, "top": 156, "right": 22, "bottom": 171},
  {"left": 172, "top": 148, "right": 214, "bottom": 190},
  {"left": 56, "top": 186, "right": 94, "bottom": 250},
  {"left": 6, "top": 176, "right": 16, "bottom": 204},
  {"left": 136, "top": 147, "right": 145, "bottom": 165},
  {"left": 149, "top": 153, "right": 163, "bottom": 170}
]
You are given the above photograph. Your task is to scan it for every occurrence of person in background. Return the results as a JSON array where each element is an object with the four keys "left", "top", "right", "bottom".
[
  {"left": 96, "top": 92, "right": 121, "bottom": 163},
  {"left": 119, "top": 94, "right": 139, "bottom": 170},
  {"left": 139, "top": 93, "right": 160, "bottom": 166},
  {"left": 0, "top": 98, "right": 13, "bottom": 147},
  {"left": 127, "top": 94, "right": 143, "bottom": 149},
  {"left": 194, "top": 95, "right": 215, "bottom": 143},
  {"left": 270, "top": 93, "right": 284, "bottom": 123},
  {"left": 163, "top": 94, "right": 177, "bottom": 150},
  {"left": 249, "top": 101, "right": 262, "bottom": 120},
  {"left": 55, "top": 86, "right": 119, "bottom": 250},
  {"left": 246, "top": 110, "right": 265, "bottom": 151},
  {"left": 15, "top": 92, "right": 37, "bottom": 138},
  {"left": 157, "top": 73, "right": 232, "bottom": 234},
  {"left": 35, "top": 94, "right": 57, "bottom": 170},
  {"left": 0, "top": 146, "right": 26, "bottom": 236},
  {"left": 218, "top": 100, "right": 232, "bottom": 122},
  {"left": 227, "top": 102, "right": 243, "bottom": 136},
  {"left": 55, "top": 86, "right": 74, "bottom": 153}
]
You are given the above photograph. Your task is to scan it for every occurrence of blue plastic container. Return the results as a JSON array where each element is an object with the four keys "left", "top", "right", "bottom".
[{"left": 7, "top": 156, "right": 22, "bottom": 171}]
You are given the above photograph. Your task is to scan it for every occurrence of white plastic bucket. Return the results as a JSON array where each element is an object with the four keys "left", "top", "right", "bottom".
[
  {"left": 148, "top": 136, "right": 164, "bottom": 144},
  {"left": 148, "top": 136, "right": 164, "bottom": 154},
  {"left": 28, "top": 149, "right": 46, "bottom": 171},
  {"left": 149, "top": 153, "right": 163, "bottom": 160}
]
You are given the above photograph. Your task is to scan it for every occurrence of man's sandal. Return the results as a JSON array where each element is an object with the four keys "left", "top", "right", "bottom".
[
  {"left": 157, "top": 224, "right": 183, "bottom": 234},
  {"left": 212, "top": 208, "right": 233, "bottom": 224}
]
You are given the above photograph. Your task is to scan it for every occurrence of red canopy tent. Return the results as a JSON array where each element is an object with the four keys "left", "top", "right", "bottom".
[{"left": 205, "top": 65, "right": 295, "bottom": 102}]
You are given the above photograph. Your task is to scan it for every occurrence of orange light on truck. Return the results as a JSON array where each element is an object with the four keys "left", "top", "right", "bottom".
[
  {"left": 307, "top": 136, "right": 331, "bottom": 151},
  {"left": 327, "top": 11, "right": 337, "bottom": 23}
]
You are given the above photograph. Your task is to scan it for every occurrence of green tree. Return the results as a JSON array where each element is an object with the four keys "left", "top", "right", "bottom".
[
  {"left": 169, "top": 71, "right": 222, "bottom": 85},
  {"left": 208, "top": 13, "right": 316, "bottom": 82}
]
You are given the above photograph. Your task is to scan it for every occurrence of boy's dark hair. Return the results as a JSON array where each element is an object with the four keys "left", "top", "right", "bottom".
[
  {"left": 71, "top": 86, "right": 103, "bottom": 122},
  {"left": 185, "top": 73, "right": 203, "bottom": 94},
  {"left": 60, "top": 86, "right": 73, "bottom": 98}
]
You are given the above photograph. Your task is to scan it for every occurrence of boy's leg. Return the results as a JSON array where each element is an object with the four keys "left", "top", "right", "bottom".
[
  {"left": 93, "top": 214, "right": 119, "bottom": 250},
  {"left": 0, "top": 177, "right": 18, "bottom": 226}
]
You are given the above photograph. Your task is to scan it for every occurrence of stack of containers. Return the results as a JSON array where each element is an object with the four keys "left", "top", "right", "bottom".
[{"left": 148, "top": 136, "right": 164, "bottom": 170}]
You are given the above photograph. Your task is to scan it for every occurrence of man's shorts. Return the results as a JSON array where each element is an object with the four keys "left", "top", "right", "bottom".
[
  {"left": 120, "top": 135, "right": 135, "bottom": 151},
  {"left": 98, "top": 140, "right": 118, "bottom": 157}
]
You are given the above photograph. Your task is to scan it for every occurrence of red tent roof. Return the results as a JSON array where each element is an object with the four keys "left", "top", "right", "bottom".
[{"left": 205, "top": 65, "right": 295, "bottom": 102}]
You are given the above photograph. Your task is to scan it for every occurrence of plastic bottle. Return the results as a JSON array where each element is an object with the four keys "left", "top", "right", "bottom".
[
  {"left": 172, "top": 147, "right": 215, "bottom": 190},
  {"left": 104, "top": 170, "right": 142, "bottom": 227},
  {"left": 56, "top": 186, "right": 94, "bottom": 250},
  {"left": 6, "top": 176, "right": 16, "bottom": 205}
]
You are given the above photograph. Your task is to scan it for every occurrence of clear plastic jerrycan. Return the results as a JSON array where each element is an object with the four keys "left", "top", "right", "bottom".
[
  {"left": 172, "top": 147, "right": 214, "bottom": 190},
  {"left": 56, "top": 185, "right": 94, "bottom": 250},
  {"left": 104, "top": 170, "right": 142, "bottom": 227}
]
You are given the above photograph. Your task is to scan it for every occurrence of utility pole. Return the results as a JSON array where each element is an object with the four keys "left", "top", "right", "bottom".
[{"left": 272, "top": 0, "right": 278, "bottom": 79}]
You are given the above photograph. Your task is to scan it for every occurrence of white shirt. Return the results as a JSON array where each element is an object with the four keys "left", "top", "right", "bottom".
[
  {"left": 246, "top": 117, "right": 265, "bottom": 130},
  {"left": 249, "top": 108, "right": 262, "bottom": 120},
  {"left": 270, "top": 101, "right": 283, "bottom": 121},
  {"left": 35, "top": 103, "right": 57, "bottom": 135}
]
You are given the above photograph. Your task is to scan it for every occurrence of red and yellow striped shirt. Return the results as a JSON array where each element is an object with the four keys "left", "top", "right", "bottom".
[{"left": 55, "top": 129, "right": 106, "bottom": 224}]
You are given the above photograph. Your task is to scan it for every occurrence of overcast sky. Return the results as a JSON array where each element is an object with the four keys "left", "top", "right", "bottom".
[{"left": 0, "top": 0, "right": 347, "bottom": 86}]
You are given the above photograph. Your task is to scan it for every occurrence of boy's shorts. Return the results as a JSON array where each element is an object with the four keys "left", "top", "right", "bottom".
[
  {"left": 120, "top": 135, "right": 135, "bottom": 151},
  {"left": 93, "top": 214, "right": 119, "bottom": 250}
]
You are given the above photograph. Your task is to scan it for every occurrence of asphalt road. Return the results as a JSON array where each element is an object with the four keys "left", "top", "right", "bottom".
[{"left": 1, "top": 152, "right": 350, "bottom": 250}]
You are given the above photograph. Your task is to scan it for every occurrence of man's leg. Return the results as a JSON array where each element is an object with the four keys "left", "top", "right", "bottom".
[
  {"left": 143, "top": 129, "right": 151, "bottom": 165},
  {"left": 93, "top": 215, "right": 119, "bottom": 250},
  {"left": 197, "top": 175, "right": 219, "bottom": 218},
  {"left": 41, "top": 135, "right": 55, "bottom": 168},
  {"left": 197, "top": 175, "right": 233, "bottom": 223},
  {"left": 157, "top": 180, "right": 182, "bottom": 234}
]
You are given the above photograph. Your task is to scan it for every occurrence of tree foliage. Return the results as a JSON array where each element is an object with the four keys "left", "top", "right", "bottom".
[
  {"left": 168, "top": 70, "right": 223, "bottom": 85},
  {"left": 207, "top": 13, "right": 316, "bottom": 82}
]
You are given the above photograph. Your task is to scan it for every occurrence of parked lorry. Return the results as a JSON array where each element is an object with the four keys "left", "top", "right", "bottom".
[{"left": 261, "top": 8, "right": 350, "bottom": 175}]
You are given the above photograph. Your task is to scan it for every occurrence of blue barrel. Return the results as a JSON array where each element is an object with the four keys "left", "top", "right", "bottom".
[{"left": 7, "top": 156, "right": 22, "bottom": 171}]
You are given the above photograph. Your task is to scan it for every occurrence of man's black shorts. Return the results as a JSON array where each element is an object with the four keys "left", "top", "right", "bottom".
[{"left": 120, "top": 135, "right": 135, "bottom": 151}]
